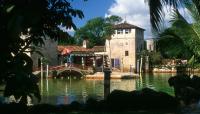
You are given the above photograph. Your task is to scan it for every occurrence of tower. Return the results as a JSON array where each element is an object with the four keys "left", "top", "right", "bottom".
[{"left": 106, "top": 22, "right": 145, "bottom": 72}]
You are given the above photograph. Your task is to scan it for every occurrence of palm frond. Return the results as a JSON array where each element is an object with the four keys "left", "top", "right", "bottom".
[
  {"left": 192, "top": 0, "right": 200, "bottom": 15},
  {"left": 170, "top": 8, "right": 200, "bottom": 57},
  {"left": 184, "top": 1, "right": 200, "bottom": 22},
  {"left": 146, "top": 0, "right": 164, "bottom": 31},
  {"left": 188, "top": 55, "right": 194, "bottom": 65},
  {"left": 146, "top": 0, "right": 188, "bottom": 31},
  {"left": 158, "top": 28, "right": 192, "bottom": 59}
]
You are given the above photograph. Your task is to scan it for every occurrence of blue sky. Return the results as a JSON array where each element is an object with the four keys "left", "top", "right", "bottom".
[
  {"left": 71, "top": 0, "right": 115, "bottom": 27},
  {"left": 68, "top": 0, "right": 192, "bottom": 39},
  {"left": 69, "top": 0, "right": 154, "bottom": 38}
]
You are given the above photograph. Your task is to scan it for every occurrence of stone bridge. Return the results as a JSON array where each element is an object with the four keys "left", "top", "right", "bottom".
[
  {"left": 56, "top": 67, "right": 85, "bottom": 76},
  {"left": 33, "top": 65, "right": 94, "bottom": 79}
]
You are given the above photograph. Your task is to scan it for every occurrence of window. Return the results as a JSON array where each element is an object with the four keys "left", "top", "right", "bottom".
[
  {"left": 117, "top": 29, "right": 123, "bottom": 34},
  {"left": 125, "top": 29, "right": 131, "bottom": 34},
  {"left": 125, "top": 51, "right": 129, "bottom": 56}
]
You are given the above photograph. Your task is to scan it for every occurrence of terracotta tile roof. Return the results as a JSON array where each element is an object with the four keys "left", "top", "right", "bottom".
[
  {"left": 58, "top": 45, "right": 93, "bottom": 52},
  {"left": 58, "top": 45, "right": 106, "bottom": 54},
  {"left": 92, "top": 46, "right": 105, "bottom": 52},
  {"left": 113, "top": 22, "right": 145, "bottom": 30}
]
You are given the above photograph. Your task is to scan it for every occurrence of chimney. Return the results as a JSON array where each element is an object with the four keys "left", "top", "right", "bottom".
[{"left": 82, "top": 40, "right": 88, "bottom": 48}]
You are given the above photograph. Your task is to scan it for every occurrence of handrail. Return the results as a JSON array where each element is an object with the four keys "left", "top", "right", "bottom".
[{"left": 32, "top": 63, "right": 93, "bottom": 72}]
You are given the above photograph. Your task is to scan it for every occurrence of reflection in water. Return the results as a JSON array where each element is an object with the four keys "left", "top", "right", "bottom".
[
  {"left": 81, "top": 85, "right": 87, "bottom": 103},
  {"left": 136, "top": 73, "right": 174, "bottom": 95},
  {"left": 110, "top": 79, "right": 136, "bottom": 92},
  {"left": 39, "top": 73, "right": 174, "bottom": 105},
  {"left": 46, "top": 78, "right": 49, "bottom": 93}
]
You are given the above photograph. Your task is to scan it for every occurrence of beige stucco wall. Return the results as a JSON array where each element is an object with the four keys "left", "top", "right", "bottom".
[{"left": 106, "top": 28, "right": 144, "bottom": 72}]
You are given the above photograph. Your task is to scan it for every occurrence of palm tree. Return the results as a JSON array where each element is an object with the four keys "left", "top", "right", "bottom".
[
  {"left": 145, "top": 0, "right": 200, "bottom": 31},
  {"left": 158, "top": 27, "right": 193, "bottom": 59},
  {"left": 157, "top": 1, "right": 200, "bottom": 73}
]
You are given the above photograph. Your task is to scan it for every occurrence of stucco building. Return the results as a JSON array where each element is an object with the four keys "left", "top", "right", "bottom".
[
  {"left": 105, "top": 22, "right": 145, "bottom": 72},
  {"left": 57, "top": 40, "right": 106, "bottom": 72}
]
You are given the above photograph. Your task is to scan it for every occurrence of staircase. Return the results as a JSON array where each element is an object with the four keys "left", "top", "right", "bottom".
[{"left": 103, "top": 55, "right": 111, "bottom": 71}]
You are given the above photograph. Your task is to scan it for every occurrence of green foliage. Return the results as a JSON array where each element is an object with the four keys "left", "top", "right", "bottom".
[
  {"left": 157, "top": 1, "right": 200, "bottom": 68},
  {"left": 74, "top": 15, "right": 122, "bottom": 47},
  {"left": 4, "top": 53, "right": 41, "bottom": 104},
  {"left": 139, "top": 50, "right": 163, "bottom": 66},
  {"left": 188, "top": 55, "right": 195, "bottom": 66},
  {"left": 146, "top": 0, "right": 200, "bottom": 31},
  {"left": 75, "top": 17, "right": 107, "bottom": 47},
  {"left": 158, "top": 29, "right": 193, "bottom": 59},
  {"left": 58, "top": 37, "right": 77, "bottom": 45},
  {"left": 57, "top": 31, "right": 77, "bottom": 45},
  {"left": 149, "top": 51, "right": 163, "bottom": 66},
  {"left": 105, "top": 15, "right": 123, "bottom": 25},
  {"left": 170, "top": 11, "right": 200, "bottom": 58},
  {"left": 0, "top": 0, "right": 83, "bottom": 103}
]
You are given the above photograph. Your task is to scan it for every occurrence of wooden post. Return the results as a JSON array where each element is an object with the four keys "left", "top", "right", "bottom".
[{"left": 104, "top": 69, "right": 111, "bottom": 100}]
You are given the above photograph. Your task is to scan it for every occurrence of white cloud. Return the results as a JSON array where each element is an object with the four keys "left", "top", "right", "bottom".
[
  {"left": 106, "top": 0, "right": 152, "bottom": 38},
  {"left": 106, "top": 0, "right": 194, "bottom": 38},
  {"left": 66, "top": 28, "right": 75, "bottom": 33},
  {"left": 58, "top": 24, "right": 75, "bottom": 36},
  {"left": 66, "top": 28, "right": 75, "bottom": 36}
]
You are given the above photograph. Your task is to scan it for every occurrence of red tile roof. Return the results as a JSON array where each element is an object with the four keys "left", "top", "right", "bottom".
[
  {"left": 58, "top": 45, "right": 105, "bottom": 54},
  {"left": 58, "top": 45, "right": 93, "bottom": 52},
  {"left": 113, "top": 22, "right": 145, "bottom": 30}
]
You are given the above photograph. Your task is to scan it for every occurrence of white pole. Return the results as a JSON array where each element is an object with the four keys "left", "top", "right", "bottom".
[
  {"left": 46, "top": 64, "right": 49, "bottom": 79},
  {"left": 82, "top": 57, "right": 84, "bottom": 69},
  {"left": 140, "top": 56, "right": 143, "bottom": 77},
  {"left": 41, "top": 58, "right": 43, "bottom": 79},
  {"left": 102, "top": 53, "right": 104, "bottom": 72},
  {"left": 40, "top": 57, "right": 43, "bottom": 95},
  {"left": 121, "top": 57, "right": 123, "bottom": 72},
  {"left": 46, "top": 77, "right": 49, "bottom": 92},
  {"left": 93, "top": 57, "right": 95, "bottom": 67},
  {"left": 46, "top": 64, "right": 49, "bottom": 92}
]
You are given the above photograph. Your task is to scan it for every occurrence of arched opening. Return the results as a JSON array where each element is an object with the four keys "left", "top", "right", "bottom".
[{"left": 57, "top": 70, "right": 84, "bottom": 79}]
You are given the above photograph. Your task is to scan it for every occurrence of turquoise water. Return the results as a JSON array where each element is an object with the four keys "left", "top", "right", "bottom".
[{"left": 38, "top": 73, "right": 175, "bottom": 105}]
